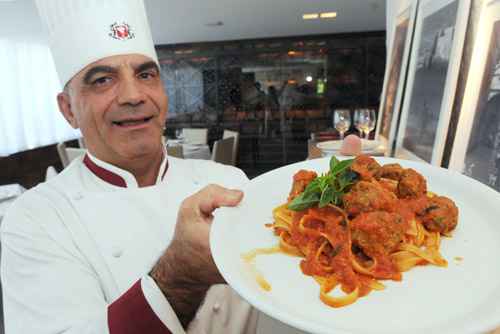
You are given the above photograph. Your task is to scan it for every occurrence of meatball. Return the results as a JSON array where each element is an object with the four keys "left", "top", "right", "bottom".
[
  {"left": 351, "top": 211, "right": 406, "bottom": 257},
  {"left": 351, "top": 155, "right": 381, "bottom": 181},
  {"left": 377, "top": 178, "right": 399, "bottom": 194},
  {"left": 288, "top": 169, "right": 317, "bottom": 201},
  {"left": 375, "top": 163, "right": 404, "bottom": 181},
  {"left": 343, "top": 181, "right": 397, "bottom": 216},
  {"left": 418, "top": 196, "right": 458, "bottom": 234},
  {"left": 398, "top": 168, "right": 427, "bottom": 199}
]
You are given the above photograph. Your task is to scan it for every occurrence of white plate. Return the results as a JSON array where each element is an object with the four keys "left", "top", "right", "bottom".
[{"left": 211, "top": 157, "right": 500, "bottom": 334}]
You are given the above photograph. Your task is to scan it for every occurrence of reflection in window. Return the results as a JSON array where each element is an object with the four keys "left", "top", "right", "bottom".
[{"left": 157, "top": 34, "right": 385, "bottom": 177}]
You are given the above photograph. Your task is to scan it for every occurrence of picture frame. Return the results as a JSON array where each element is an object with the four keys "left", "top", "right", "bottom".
[
  {"left": 449, "top": 0, "right": 500, "bottom": 192},
  {"left": 394, "top": 0, "right": 471, "bottom": 164},
  {"left": 375, "top": 0, "right": 419, "bottom": 155}
]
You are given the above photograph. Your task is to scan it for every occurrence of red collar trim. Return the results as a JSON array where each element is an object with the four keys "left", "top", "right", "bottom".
[
  {"left": 83, "top": 154, "right": 127, "bottom": 188},
  {"left": 83, "top": 154, "right": 169, "bottom": 187}
]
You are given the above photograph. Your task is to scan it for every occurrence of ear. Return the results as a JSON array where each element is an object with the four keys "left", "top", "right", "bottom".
[{"left": 57, "top": 92, "right": 79, "bottom": 129}]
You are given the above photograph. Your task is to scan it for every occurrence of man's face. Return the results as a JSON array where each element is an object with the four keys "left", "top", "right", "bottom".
[{"left": 59, "top": 54, "right": 168, "bottom": 164}]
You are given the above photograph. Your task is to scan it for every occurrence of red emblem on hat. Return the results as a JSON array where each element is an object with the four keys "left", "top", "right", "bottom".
[{"left": 109, "top": 22, "right": 135, "bottom": 40}]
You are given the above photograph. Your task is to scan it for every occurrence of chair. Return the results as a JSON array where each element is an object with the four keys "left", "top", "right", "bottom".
[
  {"left": 211, "top": 137, "right": 234, "bottom": 166},
  {"left": 57, "top": 142, "right": 86, "bottom": 168},
  {"left": 222, "top": 129, "right": 240, "bottom": 166},
  {"left": 182, "top": 128, "right": 208, "bottom": 145},
  {"left": 166, "top": 145, "right": 184, "bottom": 159}
]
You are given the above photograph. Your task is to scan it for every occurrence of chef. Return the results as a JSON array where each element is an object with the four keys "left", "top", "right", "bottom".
[{"left": 0, "top": 1, "right": 258, "bottom": 333}]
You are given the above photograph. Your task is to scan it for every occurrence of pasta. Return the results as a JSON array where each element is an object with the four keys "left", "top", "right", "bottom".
[{"left": 242, "top": 155, "right": 459, "bottom": 308}]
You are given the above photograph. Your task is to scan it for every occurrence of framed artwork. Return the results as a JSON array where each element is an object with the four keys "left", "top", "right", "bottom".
[
  {"left": 375, "top": 0, "right": 418, "bottom": 155},
  {"left": 449, "top": 0, "right": 500, "bottom": 192},
  {"left": 395, "top": 0, "right": 471, "bottom": 164}
]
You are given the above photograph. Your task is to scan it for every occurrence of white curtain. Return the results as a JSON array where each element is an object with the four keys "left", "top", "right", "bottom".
[{"left": 0, "top": 38, "right": 80, "bottom": 157}]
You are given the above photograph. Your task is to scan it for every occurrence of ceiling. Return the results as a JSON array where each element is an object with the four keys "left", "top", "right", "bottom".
[
  {"left": 145, "top": 0, "right": 386, "bottom": 45},
  {"left": 0, "top": 0, "right": 386, "bottom": 45}
]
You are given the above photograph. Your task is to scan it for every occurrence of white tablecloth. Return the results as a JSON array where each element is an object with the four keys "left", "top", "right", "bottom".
[
  {"left": 182, "top": 144, "right": 211, "bottom": 160},
  {"left": 166, "top": 140, "right": 211, "bottom": 160}
]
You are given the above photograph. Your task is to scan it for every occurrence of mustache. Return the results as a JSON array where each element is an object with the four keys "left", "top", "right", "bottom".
[{"left": 110, "top": 105, "right": 159, "bottom": 119}]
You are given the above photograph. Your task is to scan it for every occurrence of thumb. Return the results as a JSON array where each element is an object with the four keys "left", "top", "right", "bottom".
[{"left": 196, "top": 184, "right": 244, "bottom": 216}]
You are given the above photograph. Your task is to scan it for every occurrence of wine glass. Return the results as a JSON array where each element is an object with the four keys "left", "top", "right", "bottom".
[
  {"left": 333, "top": 109, "right": 351, "bottom": 140},
  {"left": 353, "top": 109, "right": 366, "bottom": 138},
  {"left": 365, "top": 109, "right": 377, "bottom": 140},
  {"left": 354, "top": 109, "right": 375, "bottom": 139}
]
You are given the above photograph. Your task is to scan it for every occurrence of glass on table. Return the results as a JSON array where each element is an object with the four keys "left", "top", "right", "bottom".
[
  {"left": 365, "top": 109, "right": 377, "bottom": 140},
  {"left": 353, "top": 109, "right": 365, "bottom": 137},
  {"left": 354, "top": 109, "right": 376, "bottom": 139},
  {"left": 333, "top": 109, "right": 351, "bottom": 140}
]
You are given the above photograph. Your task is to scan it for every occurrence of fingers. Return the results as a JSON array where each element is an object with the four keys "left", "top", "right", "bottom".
[{"left": 194, "top": 184, "right": 244, "bottom": 215}]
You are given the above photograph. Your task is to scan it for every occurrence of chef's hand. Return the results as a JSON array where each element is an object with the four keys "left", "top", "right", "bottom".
[{"left": 149, "top": 184, "right": 244, "bottom": 328}]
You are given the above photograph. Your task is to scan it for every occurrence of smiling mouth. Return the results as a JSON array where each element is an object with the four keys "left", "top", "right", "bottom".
[{"left": 112, "top": 116, "right": 154, "bottom": 127}]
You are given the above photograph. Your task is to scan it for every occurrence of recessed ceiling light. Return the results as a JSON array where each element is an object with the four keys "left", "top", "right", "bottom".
[
  {"left": 302, "top": 13, "right": 319, "bottom": 20},
  {"left": 320, "top": 12, "right": 337, "bottom": 19}
]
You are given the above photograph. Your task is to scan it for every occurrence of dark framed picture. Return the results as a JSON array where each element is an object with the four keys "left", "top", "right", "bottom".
[{"left": 395, "top": 0, "right": 471, "bottom": 164}]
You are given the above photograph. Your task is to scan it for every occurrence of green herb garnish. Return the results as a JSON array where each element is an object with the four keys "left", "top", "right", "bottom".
[{"left": 288, "top": 156, "right": 358, "bottom": 211}]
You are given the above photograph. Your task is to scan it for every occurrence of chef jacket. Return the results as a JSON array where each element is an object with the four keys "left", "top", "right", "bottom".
[{"left": 1, "top": 150, "right": 258, "bottom": 334}]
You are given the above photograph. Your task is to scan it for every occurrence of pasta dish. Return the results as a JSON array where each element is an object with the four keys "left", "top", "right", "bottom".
[{"left": 242, "top": 155, "right": 459, "bottom": 308}]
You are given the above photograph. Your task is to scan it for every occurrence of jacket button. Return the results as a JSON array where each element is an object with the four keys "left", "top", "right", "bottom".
[{"left": 212, "top": 302, "right": 221, "bottom": 313}]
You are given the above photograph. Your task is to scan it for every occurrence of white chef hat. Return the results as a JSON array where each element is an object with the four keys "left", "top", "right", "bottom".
[{"left": 35, "top": 0, "right": 158, "bottom": 86}]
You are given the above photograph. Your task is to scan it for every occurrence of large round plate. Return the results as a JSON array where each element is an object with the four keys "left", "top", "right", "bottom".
[{"left": 210, "top": 157, "right": 500, "bottom": 334}]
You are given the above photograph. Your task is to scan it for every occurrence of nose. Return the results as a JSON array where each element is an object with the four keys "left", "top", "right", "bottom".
[{"left": 117, "top": 76, "right": 146, "bottom": 107}]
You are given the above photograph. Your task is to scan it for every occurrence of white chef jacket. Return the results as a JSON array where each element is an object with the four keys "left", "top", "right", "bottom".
[{"left": 0, "top": 150, "right": 259, "bottom": 334}]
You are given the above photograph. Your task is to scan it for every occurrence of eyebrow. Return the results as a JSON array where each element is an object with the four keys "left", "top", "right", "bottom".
[
  {"left": 82, "top": 61, "right": 160, "bottom": 85},
  {"left": 83, "top": 65, "right": 118, "bottom": 85},
  {"left": 135, "top": 61, "right": 159, "bottom": 74}
]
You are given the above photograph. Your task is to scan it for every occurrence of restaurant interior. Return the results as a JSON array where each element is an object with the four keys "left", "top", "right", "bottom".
[{"left": 1, "top": 0, "right": 500, "bottom": 333}]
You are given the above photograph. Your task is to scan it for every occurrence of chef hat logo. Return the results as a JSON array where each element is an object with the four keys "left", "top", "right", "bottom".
[{"left": 109, "top": 22, "right": 135, "bottom": 41}]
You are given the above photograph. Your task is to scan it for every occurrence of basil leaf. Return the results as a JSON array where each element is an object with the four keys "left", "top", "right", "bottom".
[
  {"left": 331, "top": 158, "right": 354, "bottom": 176},
  {"left": 288, "top": 157, "right": 358, "bottom": 211},
  {"left": 319, "top": 186, "right": 335, "bottom": 208},
  {"left": 332, "top": 190, "right": 344, "bottom": 205},
  {"left": 329, "top": 156, "right": 340, "bottom": 172},
  {"left": 288, "top": 191, "right": 320, "bottom": 211},
  {"left": 340, "top": 170, "right": 359, "bottom": 191},
  {"left": 305, "top": 178, "right": 321, "bottom": 193}
]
